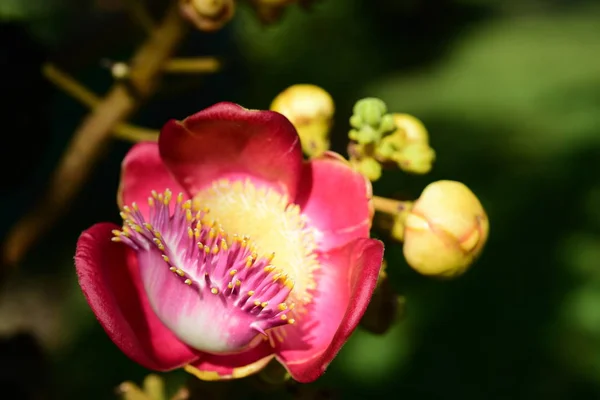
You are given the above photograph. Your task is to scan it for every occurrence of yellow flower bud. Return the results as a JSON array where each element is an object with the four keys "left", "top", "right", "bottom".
[
  {"left": 354, "top": 156, "right": 382, "bottom": 182},
  {"left": 394, "top": 142, "right": 435, "bottom": 174},
  {"left": 392, "top": 113, "right": 430, "bottom": 145},
  {"left": 403, "top": 180, "right": 489, "bottom": 278},
  {"left": 270, "top": 84, "right": 334, "bottom": 157},
  {"left": 179, "top": 0, "right": 235, "bottom": 32}
]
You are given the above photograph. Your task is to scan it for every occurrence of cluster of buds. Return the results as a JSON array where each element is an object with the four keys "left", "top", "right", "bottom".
[
  {"left": 178, "top": 0, "right": 321, "bottom": 30},
  {"left": 347, "top": 98, "right": 435, "bottom": 181},
  {"left": 269, "top": 86, "right": 488, "bottom": 281}
]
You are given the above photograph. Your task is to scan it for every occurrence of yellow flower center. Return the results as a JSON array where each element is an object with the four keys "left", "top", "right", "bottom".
[{"left": 193, "top": 179, "right": 318, "bottom": 305}]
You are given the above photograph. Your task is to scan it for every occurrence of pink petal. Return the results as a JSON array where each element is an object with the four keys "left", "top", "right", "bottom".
[
  {"left": 296, "top": 152, "right": 374, "bottom": 252},
  {"left": 159, "top": 102, "right": 303, "bottom": 199},
  {"left": 185, "top": 340, "right": 275, "bottom": 380},
  {"left": 118, "top": 142, "right": 188, "bottom": 217},
  {"left": 75, "top": 223, "right": 200, "bottom": 370},
  {"left": 136, "top": 248, "right": 269, "bottom": 354},
  {"left": 275, "top": 238, "right": 384, "bottom": 383}
]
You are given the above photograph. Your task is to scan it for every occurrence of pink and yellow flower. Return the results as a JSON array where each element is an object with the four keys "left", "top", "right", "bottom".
[{"left": 75, "top": 102, "right": 384, "bottom": 383}]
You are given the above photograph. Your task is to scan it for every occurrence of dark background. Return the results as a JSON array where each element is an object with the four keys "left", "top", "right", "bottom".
[{"left": 1, "top": 0, "right": 600, "bottom": 398}]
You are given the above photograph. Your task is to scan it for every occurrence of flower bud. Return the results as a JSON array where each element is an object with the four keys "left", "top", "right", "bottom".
[
  {"left": 393, "top": 142, "right": 435, "bottom": 174},
  {"left": 403, "top": 180, "right": 489, "bottom": 278},
  {"left": 250, "top": 0, "right": 297, "bottom": 24},
  {"left": 179, "top": 0, "right": 235, "bottom": 32},
  {"left": 354, "top": 156, "right": 382, "bottom": 182},
  {"left": 270, "top": 84, "right": 334, "bottom": 157},
  {"left": 392, "top": 113, "right": 429, "bottom": 145},
  {"left": 353, "top": 98, "right": 387, "bottom": 127}
]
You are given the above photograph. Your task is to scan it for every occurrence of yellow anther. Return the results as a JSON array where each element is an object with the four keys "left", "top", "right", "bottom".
[
  {"left": 111, "top": 237, "right": 121, "bottom": 242},
  {"left": 153, "top": 231, "right": 162, "bottom": 239},
  {"left": 133, "top": 224, "right": 143, "bottom": 233},
  {"left": 254, "top": 300, "right": 261, "bottom": 307},
  {"left": 132, "top": 202, "right": 139, "bottom": 211},
  {"left": 227, "top": 282, "right": 233, "bottom": 289},
  {"left": 194, "top": 229, "right": 200, "bottom": 239},
  {"left": 176, "top": 269, "right": 185, "bottom": 277},
  {"left": 148, "top": 197, "right": 155, "bottom": 207},
  {"left": 151, "top": 190, "right": 158, "bottom": 199},
  {"left": 210, "top": 287, "right": 219, "bottom": 295},
  {"left": 280, "top": 314, "right": 287, "bottom": 320},
  {"left": 177, "top": 192, "right": 184, "bottom": 203},
  {"left": 169, "top": 267, "right": 177, "bottom": 272},
  {"left": 264, "top": 265, "right": 275, "bottom": 273},
  {"left": 182, "top": 200, "right": 192, "bottom": 209},
  {"left": 220, "top": 239, "right": 228, "bottom": 251},
  {"left": 261, "top": 301, "right": 268, "bottom": 308},
  {"left": 209, "top": 228, "right": 216, "bottom": 239},
  {"left": 143, "top": 223, "right": 153, "bottom": 231},
  {"left": 236, "top": 280, "right": 241, "bottom": 286},
  {"left": 267, "top": 252, "right": 276, "bottom": 262},
  {"left": 229, "top": 269, "right": 237, "bottom": 276},
  {"left": 188, "top": 227, "right": 194, "bottom": 238},
  {"left": 185, "top": 279, "right": 192, "bottom": 285},
  {"left": 119, "top": 212, "right": 128, "bottom": 220},
  {"left": 112, "top": 230, "right": 122, "bottom": 236},
  {"left": 278, "top": 303, "right": 288, "bottom": 311},
  {"left": 186, "top": 209, "right": 193, "bottom": 222},
  {"left": 287, "top": 318, "right": 296, "bottom": 324},
  {"left": 161, "top": 255, "right": 170, "bottom": 263},
  {"left": 211, "top": 245, "right": 219, "bottom": 255},
  {"left": 204, "top": 245, "right": 210, "bottom": 254},
  {"left": 248, "top": 290, "right": 255, "bottom": 296},
  {"left": 123, "top": 206, "right": 131, "bottom": 213}
]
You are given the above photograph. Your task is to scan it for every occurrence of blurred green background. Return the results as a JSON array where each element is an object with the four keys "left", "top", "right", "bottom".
[{"left": 1, "top": 0, "right": 600, "bottom": 398}]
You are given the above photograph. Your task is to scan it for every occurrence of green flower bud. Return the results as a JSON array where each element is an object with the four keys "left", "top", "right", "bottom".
[{"left": 353, "top": 98, "right": 387, "bottom": 127}]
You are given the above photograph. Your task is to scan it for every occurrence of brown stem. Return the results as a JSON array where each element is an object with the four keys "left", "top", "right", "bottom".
[
  {"left": 164, "top": 57, "right": 221, "bottom": 74},
  {"left": 372, "top": 195, "right": 412, "bottom": 215},
  {"left": 43, "top": 64, "right": 159, "bottom": 142},
  {"left": 2, "top": 4, "right": 188, "bottom": 267}
]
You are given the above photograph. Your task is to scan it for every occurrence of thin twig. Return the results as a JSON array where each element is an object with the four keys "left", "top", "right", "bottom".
[
  {"left": 163, "top": 57, "right": 221, "bottom": 74},
  {"left": 2, "top": 4, "right": 188, "bottom": 267},
  {"left": 43, "top": 64, "right": 159, "bottom": 142}
]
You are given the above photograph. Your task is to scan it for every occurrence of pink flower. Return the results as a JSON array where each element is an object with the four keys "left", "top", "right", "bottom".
[{"left": 75, "top": 102, "right": 384, "bottom": 383}]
